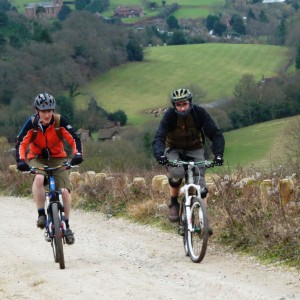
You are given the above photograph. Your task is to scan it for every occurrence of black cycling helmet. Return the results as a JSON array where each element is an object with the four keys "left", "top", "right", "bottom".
[
  {"left": 170, "top": 88, "right": 193, "bottom": 116},
  {"left": 34, "top": 92, "right": 56, "bottom": 110}
]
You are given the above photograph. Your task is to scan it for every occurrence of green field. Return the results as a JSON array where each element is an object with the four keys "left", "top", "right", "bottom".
[
  {"left": 173, "top": 7, "right": 212, "bottom": 18},
  {"left": 77, "top": 43, "right": 290, "bottom": 125},
  {"left": 223, "top": 116, "right": 299, "bottom": 168},
  {"left": 10, "top": 0, "right": 30, "bottom": 13}
]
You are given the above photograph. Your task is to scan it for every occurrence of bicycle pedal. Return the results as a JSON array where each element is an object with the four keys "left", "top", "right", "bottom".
[{"left": 44, "top": 231, "right": 51, "bottom": 242}]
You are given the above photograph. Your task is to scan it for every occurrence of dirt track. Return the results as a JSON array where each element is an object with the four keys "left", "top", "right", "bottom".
[{"left": 0, "top": 196, "right": 299, "bottom": 300}]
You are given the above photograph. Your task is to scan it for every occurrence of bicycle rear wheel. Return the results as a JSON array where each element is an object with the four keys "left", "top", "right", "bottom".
[
  {"left": 51, "top": 203, "right": 65, "bottom": 269},
  {"left": 179, "top": 198, "right": 189, "bottom": 256},
  {"left": 187, "top": 197, "right": 209, "bottom": 263}
]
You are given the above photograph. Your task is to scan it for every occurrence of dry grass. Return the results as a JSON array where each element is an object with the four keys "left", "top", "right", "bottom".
[
  {"left": 1, "top": 144, "right": 299, "bottom": 269},
  {"left": 208, "top": 167, "right": 300, "bottom": 268},
  {"left": 71, "top": 169, "right": 161, "bottom": 216}
]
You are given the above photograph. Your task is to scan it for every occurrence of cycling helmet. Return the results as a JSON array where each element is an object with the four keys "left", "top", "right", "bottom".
[
  {"left": 34, "top": 92, "right": 56, "bottom": 110},
  {"left": 170, "top": 88, "right": 193, "bottom": 116}
]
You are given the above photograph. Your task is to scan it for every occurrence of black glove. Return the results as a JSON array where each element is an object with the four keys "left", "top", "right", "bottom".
[
  {"left": 17, "top": 160, "right": 30, "bottom": 172},
  {"left": 214, "top": 155, "right": 223, "bottom": 166},
  {"left": 156, "top": 155, "right": 168, "bottom": 165},
  {"left": 70, "top": 153, "right": 83, "bottom": 165}
]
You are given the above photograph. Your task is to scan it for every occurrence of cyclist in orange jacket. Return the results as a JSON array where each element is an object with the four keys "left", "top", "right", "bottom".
[{"left": 15, "top": 92, "right": 83, "bottom": 245}]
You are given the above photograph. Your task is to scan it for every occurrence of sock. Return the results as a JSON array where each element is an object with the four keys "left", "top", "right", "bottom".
[
  {"left": 170, "top": 196, "right": 178, "bottom": 205},
  {"left": 65, "top": 219, "right": 69, "bottom": 228},
  {"left": 38, "top": 208, "right": 46, "bottom": 216}
]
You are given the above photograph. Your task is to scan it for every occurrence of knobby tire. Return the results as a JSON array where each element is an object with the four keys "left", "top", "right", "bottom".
[
  {"left": 52, "top": 203, "right": 65, "bottom": 269},
  {"left": 179, "top": 198, "right": 189, "bottom": 256},
  {"left": 187, "top": 197, "right": 209, "bottom": 263}
]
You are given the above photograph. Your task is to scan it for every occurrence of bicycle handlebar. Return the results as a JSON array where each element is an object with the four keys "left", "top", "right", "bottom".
[
  {"left": 24, "top": 161, "right": 77, "bottom": 174},
  {"left": 167, "top": 160, "right": 215, "bottom": 168}
]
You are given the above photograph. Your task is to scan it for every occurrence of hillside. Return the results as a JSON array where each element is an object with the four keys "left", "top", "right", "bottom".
[
  {"left": 77, "top": 43, "right": 290, "bottom": 125},
  {"left": 223, "top": 115, "right": 300, "bottom": 168}
]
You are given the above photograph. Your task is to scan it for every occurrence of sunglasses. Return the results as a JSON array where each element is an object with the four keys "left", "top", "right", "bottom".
[{"left": 175, "top": 101, "right": 190, "bottom": 108}]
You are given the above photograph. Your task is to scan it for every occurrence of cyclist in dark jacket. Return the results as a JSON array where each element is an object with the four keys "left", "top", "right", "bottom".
[{"left": 152, "top": 88, "right": 225, "bottom": 228}]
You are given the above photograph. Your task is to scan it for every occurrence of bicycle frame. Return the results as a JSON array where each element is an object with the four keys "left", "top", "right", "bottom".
[
  {"left": 169, "top": 159, "right": 214, "bottom": 263},
  {"left": 180, "top": 162, "right": 202, "bottom": 233},
  {"left": 45, "top": 169, "right": 66, "bottom": 243},
  {"left": 26, "top": 162, "right": 74, "bottom": 269}
]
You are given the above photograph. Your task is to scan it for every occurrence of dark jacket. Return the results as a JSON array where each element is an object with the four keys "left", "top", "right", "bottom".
[{"left": 152, "top": 105, "right": 225, "bottom": 159}]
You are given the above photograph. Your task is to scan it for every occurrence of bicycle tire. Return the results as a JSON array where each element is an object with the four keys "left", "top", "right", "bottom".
[
  {"left": 179, "top": 198, "right": 189, "bottom": 256},
  {"left": 187, "top": 197, "right": 209, "bottom": 263},
  {"left": 52, "top": 203, "right": 65, "bottom": 269}
]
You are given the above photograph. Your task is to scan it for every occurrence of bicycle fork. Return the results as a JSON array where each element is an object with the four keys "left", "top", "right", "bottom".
[
  {"left": 181, "top": 183, "right": 202, "bottom": 233},
  {"left": 44, "top": 191, "right": 66, "bottom": 242}
]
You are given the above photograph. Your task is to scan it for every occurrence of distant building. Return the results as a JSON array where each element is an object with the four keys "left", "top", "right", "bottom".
[
  {"left": 25, "top": 0, "right": 63, "bottom": 18},
  {"left": 114, "top": 6, "right": 144, "bottom": 18},
  {"left": 76, "top": 129, "right": 92, "bottom": 142},
  {"left": 98, "top": 127, "right": 121, "bottom": 142}
]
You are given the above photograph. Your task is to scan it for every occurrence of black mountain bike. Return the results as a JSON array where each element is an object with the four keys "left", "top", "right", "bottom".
[
  {"left": 28, "top": 162, "right": 75, "bottom": 269},
  {"left": 168, "top": 159, "right": 214, "bottom": 263}
]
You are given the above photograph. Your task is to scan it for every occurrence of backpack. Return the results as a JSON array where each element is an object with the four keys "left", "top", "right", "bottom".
[{"left": 30, "top": 114, "right": 63, "bottom": 143}]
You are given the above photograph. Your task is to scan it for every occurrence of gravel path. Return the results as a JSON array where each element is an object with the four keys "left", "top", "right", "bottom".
[{"left": 0, "top": 196, "right": 299, "bottom": 300}]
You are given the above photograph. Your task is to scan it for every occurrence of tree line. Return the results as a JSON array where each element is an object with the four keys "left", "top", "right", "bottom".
[
  {"left": 0, "top": 6, "right": 142, "bottom": 141},
  {"left": 1, "top": 0, "right": 300, "bottom": 144},
  {"left": 205, "top": 71, "right": 300, "bottom": 133}
]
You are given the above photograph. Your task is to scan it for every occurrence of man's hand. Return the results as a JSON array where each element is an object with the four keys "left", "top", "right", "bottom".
[
  {"left": 17, "top": 160, "right": 30, "bottom": 172},
  {"left": 214, "top": 155, "right": 223, "bottom": 166},
  {"left": 157, "top": 155, "right": 168, "bottom": 165},
  {"left": 70, "top": 153, "right": 83, "bottom": 165}
]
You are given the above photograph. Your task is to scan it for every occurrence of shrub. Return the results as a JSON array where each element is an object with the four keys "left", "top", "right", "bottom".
[{"left": 209, "top": 166, "right": 300, "bottom": 268}]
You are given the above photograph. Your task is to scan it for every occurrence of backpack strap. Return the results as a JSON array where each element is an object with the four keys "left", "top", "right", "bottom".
[
  {"left": 54, "top": 114, "right": 63, "bottom": 140},
  {"left": 29, "top": 114, "right": 63, "bottom": 144},
  {"left": 29, "top": 116, "right": 38, "bottom": 143}
]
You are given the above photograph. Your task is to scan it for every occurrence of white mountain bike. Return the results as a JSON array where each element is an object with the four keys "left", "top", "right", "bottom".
[{"left": 168, "top": 159, "right": 214, "bottom": 263}]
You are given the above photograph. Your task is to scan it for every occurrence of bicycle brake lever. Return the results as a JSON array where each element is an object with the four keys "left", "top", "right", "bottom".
[{"left": 205, "top": 161, "right": 214, "bottom": 168}]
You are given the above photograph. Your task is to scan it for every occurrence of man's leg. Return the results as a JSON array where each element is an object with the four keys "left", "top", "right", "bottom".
[
  {"left": 61, "top": 188, "right": 75, "bottom": 245},
  {"left": 166, "top": 149, "right": 184, "bottom": 222},
  {"left": 32, "top": 174, "right": 47, "bottom": 229},
  {"left": 61, "top": 188, "right": 71, "bottom": 221}
]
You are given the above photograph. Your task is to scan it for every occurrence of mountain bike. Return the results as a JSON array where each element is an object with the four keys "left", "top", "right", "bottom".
[
  {"left": 27, "top": 162, "right": 75, "bottom": 269},
  {"left": 168, "top": 159, "right": 214, "bottom": 263}
]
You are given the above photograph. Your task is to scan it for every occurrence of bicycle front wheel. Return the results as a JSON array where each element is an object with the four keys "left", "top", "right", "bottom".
[
  {"left": 179, "top": 199, "right": 189, "bottom": 257},
  {"left": 187, "top": 197, "right": 209, "bottom": 263},
  {"left": 52, "top": 203, "right": 65, "bottom": 269}
]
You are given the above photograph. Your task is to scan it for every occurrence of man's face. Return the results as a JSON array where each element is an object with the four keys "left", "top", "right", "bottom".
[
  {"left": 174, "top": 100, "right": 190, "bottom": 112},
  {"left": 37, "top": 109, "right": 54, "bottom": 126}
]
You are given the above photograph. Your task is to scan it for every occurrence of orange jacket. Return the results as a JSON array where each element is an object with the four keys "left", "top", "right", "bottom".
[{"left": 16, "top": 114, "right": 83, "bottom": 161}]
